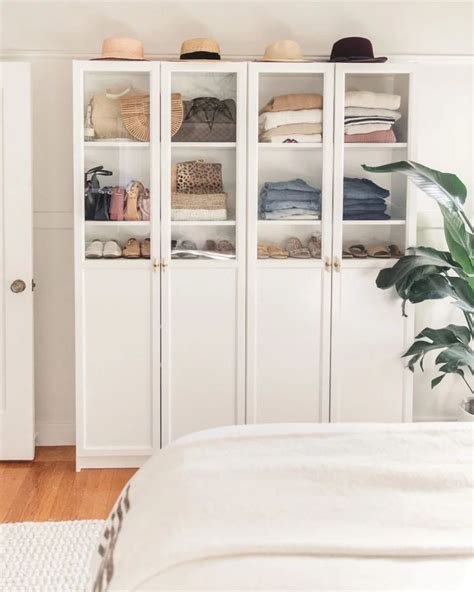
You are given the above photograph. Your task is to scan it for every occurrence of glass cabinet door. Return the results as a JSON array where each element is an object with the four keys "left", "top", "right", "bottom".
[
  {"left": 81, "top": 66, "right": 154, "bottom": 266},
  {"left": 162, "top": 67, "right": 241, "bottom": 262}
]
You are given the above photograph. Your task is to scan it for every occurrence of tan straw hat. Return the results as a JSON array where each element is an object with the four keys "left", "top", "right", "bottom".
[
  {"left": 180, "top": 38, "right": 221, "bottom": 60},
  {"left": 93, "top": 37, "right": 147, "bottom": 61},
  {"left": 261, "top": 40, "right": 307, "bottom": 62}
]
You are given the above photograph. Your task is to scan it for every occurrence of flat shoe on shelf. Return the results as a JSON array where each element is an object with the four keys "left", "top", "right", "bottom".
[
  {"left": 367, "top": 245, "right": 391, "bottom": 258},
  {"left": 285, "top": 237, "right": 311, "bottom": 259},
  {"left": 103, "top": 240, "right": 122, "bottom": 259},
  {"left": 268, "top": 245, "right": 288, "bottom": 259},
  {"left": 348, "top": 244, "right": 368, "bottom": 258},
  {"left": 342, "top": 248, "right": 354, "bottom": 258},
  {"left": 140, "top": 238, "right": 151, "bottom": 259},
  {"left": 122, "top": 238, "right": 141, "bottom": 258},
  {"left": 216, "top": 240, "right": 235, "bottom": 254},
  {"left": 308, "top": 234, "right": 321, "bottom": 258},
  {"left": 205, "top": 239, "right": 217, "bottom": 251},
  {"left": 179, "top": 240, "right": 199, "bottom": 258},
  {"left": 258, "top": 243, "right": 270, "bottom": 259},
  {"left": 388, "top": 244, "right": 403, "bottom": 258},
  {"left": 85, "top": 240, "right": 104, "bottom": 259}
]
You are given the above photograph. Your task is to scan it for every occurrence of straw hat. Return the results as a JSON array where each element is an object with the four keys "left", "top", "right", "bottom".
[
  {"left": 261, "top": 40, "right": 307, "bottom": 62},
  {"left": 93, "top": 37, "right": 147, "bottom": 61},
  {"left": 180, "top": 38, "right": 221, "bottom": 60}
]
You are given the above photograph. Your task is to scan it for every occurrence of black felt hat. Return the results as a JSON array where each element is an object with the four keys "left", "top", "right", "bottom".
[{"left": 329, "top": 37, "right": 387, "bottom": 63}]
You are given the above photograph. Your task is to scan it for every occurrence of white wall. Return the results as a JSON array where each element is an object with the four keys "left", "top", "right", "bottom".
[{"left": 1, "top": 1, "right": 473, "bottom": 443}]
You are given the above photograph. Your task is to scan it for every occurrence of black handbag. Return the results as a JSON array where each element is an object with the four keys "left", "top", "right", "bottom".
[{"left": 84, "top": 166, "right": 113, "bottom": 220}]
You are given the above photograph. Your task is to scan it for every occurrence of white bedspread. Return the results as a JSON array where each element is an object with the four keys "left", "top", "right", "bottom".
[{"left": 91, "top": 423, "right": 474, "bottom": 591}]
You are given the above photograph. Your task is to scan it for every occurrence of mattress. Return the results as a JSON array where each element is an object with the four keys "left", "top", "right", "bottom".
[{"left": 90, "top": 422, "right": 474, "bottom": 591}]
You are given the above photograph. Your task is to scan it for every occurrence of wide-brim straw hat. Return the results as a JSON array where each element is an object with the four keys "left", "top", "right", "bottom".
[
  {"left": 180, "top": 38, "right": 221, "bottom": 60},
  {"left": 92, "top": 37, "right": 147, "bottom": 61},
  {"left": 120, "top": 95, "right": 150, "bottom": 141},
  {"left": 260, "top": 40, "right": 308, "bottom": 62}
]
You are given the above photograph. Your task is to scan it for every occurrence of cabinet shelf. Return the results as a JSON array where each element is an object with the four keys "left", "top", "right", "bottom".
[
  {"left": 171, "top": 220, "right": 236, "bottom": 226},
  {"left": 342, "top": 220, "right": 406, "bottom": 226},
  {"left": 83, "top": 259, "right": 151, "bottom": 269},
  {"left": 258, "top": 219, "right": 321, "bottom": 226},
  {"left": 258, "top": 143, "right": 323, "bottom": 150},
  {"left": 85, "top": 221, "right": 150, "bottom": 226},
  {"left": 344, "top": 142, "right": 407, "bottom": 149},
  {"left": 84, "top": 141, "right": 150, "bottom": 148},
  {"left": 171, "top": 142, "right": 236, "bottom": 149}
]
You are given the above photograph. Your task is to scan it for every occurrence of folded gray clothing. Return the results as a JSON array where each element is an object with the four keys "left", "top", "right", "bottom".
[{"left": 262, "top": 199, "right": 320, "bottom": 212}]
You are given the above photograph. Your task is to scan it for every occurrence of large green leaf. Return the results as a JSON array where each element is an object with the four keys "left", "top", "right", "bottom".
[
  {"left": 435, "top": 344, "right": 474, "bottom": 371},
  {"left": 441, "top": 206, "right": 474, "bottom": 287},
  {"left": 362, "top": 160, "right": 467, "bottom": 211}
]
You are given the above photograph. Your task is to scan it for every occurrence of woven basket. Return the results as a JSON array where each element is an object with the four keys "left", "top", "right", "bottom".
[
  {"left": 171, "top": 94, "right": 184, "bottom": 137},
  {"left": 171, "top": 192, "right": 227, "bottom": 210},
  {"left": 120, "top": 95, "right": 150, "bottom": 141}
]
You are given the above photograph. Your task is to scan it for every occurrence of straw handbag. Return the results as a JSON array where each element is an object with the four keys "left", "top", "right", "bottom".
[
  {"left": 120, "top": 95, "right": 150, "bottom": 142},
  {"left": 171, "top": 93, "right": 184, "bottom": 137}
]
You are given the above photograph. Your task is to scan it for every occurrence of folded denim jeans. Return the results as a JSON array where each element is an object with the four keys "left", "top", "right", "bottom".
[
  {"left": 344, "top": 177, "right": 390, "bottom": 200},
  {"left": 261, "top": 178, "right": 321, "bottom": 193},
  {"left": 343, "top": 204, "right": 387, "bottom": 214},
  {"left": 344, "top": 197, "right": 387, "bottom": 207},
  {"left": 262, "top": 209, "right": 320, "bottom": 220},
  {"left": 343, "top": 212, "right": 390, "bottom": 220},
  {"left": 261, "top": 199, "right": 320, "bottom": 212}
]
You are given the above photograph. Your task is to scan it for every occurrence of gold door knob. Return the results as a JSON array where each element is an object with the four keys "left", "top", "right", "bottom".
[
  {"left": 334, "top": 257, "right": 341, "bottom": 273},
  {"left": 324, "top": 257, "right": 332, "bottom": 272},
  {"left": 10, "top": 279, "right": 26, "bottom": 293}
]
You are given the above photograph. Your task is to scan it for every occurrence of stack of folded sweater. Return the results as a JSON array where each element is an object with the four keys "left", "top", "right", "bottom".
[
  {"left": 343, "top": 177, "right": 390, "bottom": 220},
  {"left": 171, "top": 160, "right": 227, "bottom": 221},
  {"left": 344, "top": 91, "right": 401, "bottom": 143},
  {"left": 259, "top": 94, "right": 323, "bottom": 143},
  {"left": 259, "top": 179, "right": 321, "bottom": 220}
]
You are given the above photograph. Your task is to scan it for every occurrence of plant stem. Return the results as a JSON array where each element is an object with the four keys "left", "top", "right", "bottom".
[
  {"left": 460, "top": 209, "right": 474, "bottom": 234},
  {"left": 464, "top": 311, "right": 474, "bottom": 335},
  {"left": 461, "top": 373, "right": 474, "bottom": 395}
]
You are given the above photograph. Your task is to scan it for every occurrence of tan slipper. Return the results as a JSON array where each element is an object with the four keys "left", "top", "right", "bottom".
[
  {"left": 122, "top": 238, "right": 141, "bottom": 258},
  {"left": 258, "top": 243, "right": 270, "bottom": 259},
  {"left": 308, "top": 234, "right": 321, "bottom": 258},
  {"left": 367, "top": 244, "right": 391, "bottom": 258},
  {"left": 268, "top": 245, "right": 289, "bottom": 259},
  {"left": 140, "top": 238, "right": 150, "bottom": 259}
]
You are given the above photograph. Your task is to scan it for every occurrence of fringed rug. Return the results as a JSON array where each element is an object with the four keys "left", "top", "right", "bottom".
[{"left": 0, "top": 520, "right": 104, "bottom": 592}]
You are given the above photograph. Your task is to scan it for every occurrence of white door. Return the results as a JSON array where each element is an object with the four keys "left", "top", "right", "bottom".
[{"left": 0, "top": 62, "right": 34, "bottom": 459}]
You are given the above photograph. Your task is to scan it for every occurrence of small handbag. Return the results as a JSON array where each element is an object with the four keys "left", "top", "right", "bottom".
[
  {"left": 84, "top": 166, "right": 113, "bottom": 220},
  {"left": 138, "top": 187, "right": 150, "bottom": 221},
  {"left": 109, "top": 186, "right": 126, "bottom": 221},
  {"left": 94, "top": 186, "right": 112, "bottom": 221}
]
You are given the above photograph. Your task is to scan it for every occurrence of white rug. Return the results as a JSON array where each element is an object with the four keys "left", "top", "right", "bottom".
[{"left": 0, "top": 520, "right": 104, "bottom": 592}]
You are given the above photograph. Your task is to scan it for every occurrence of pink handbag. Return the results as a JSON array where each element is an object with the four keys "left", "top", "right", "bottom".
[
  {"left": 138, "top": 187, "right": 150, "bottom": 221},
  {"left": 109, "top": 186, "right": 125, "bottom": 221}
]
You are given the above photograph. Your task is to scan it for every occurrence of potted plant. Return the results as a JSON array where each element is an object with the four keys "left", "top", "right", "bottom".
[{"left": 362, "top": 161, "right": 474, "bottom": 419}]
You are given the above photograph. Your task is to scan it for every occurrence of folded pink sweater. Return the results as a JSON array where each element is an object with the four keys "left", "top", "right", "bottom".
[{"left": 344, "top": 129, "right": 397, "bottom": 143}]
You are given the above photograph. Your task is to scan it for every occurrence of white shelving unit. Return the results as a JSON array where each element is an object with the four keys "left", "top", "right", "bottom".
[{"left": 74, "top": 59, "right": 416, "bottom": 470}]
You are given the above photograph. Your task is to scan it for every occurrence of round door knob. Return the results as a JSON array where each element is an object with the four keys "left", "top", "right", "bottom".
[{"left": 10, "top": 279, "right": 26, "bottom": 293}]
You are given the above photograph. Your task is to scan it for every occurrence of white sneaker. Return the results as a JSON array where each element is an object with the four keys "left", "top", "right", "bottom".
[
  {"left": 85, "top": 240, "right": 103, "bottom": 258},
  {"left": 103, "top": 240, "right": 122, "bottom": 259}
]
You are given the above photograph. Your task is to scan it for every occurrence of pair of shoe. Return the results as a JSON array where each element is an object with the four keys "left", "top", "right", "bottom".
[
  {"left": 258, "top": 235, "right": 321, "bottom": 259},
  {"left": 85, "top": 238, "right": 150, "bottom": 259},
  {"left": 342, "top": 243, "right": 402, "bottom": 259}
]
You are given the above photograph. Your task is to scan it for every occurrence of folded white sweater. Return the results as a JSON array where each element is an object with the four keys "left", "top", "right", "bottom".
[
  {"left": 259, "top": 109, "right": 323, "bottom": 131},
  {"left": 345, "top": 90, "right": 401, "bottom": 110},
  {"left": 345, "top": 122, "right": 392, "bottom": 135},
  {"left": 345, "top": 107, "right": 401, "bottom": 120}
]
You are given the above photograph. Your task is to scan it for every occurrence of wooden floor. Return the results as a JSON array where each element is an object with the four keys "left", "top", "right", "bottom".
[{"left": 0, "top": 447, "right": 136, "bottom": 523}]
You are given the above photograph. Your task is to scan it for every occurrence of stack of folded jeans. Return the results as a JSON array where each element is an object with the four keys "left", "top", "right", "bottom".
[
  {"left": 259, "top": 94, "right": 323, "bottom": 143},
  {"left": 344, "top": 90, "right": 401, "bottom": 143},
  {"left": 343, "top": 177, "right": 390, "bottom": 220},
  {"left": 259, "top": 179, "right": 321, "bottom": 220}
]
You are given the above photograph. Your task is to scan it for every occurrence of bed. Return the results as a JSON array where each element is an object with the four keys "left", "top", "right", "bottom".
[{"left": 90, "top": 423, "right": 474, "bottom": 591}]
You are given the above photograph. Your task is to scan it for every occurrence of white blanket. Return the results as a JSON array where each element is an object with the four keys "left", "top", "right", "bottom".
[
  {"left": 91, "top": 423, "right": 474, "bottom": 591},
  {"left": 345, "top": 90, "right": 401, "bottom": 110}
]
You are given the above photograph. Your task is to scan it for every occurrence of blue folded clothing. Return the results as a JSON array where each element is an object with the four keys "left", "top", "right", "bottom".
[
  {"left": 260, "top": 179, "right": 321, "bottom": 203},
  {"left": 343, "top": 204, "right": 387, "bottom": 215},
  {"left": 262, "top": 179, "right": 320, "bottom": 193},
  {"left": 344, "top": 197, "right": 387, "bottom": 207},
  {"left": 344, "top": 177, "right": 390, "bottom": 200},
  {"left": 262, "top": 199, "right": 320, "bottom": 213},
  {"left": 344, "top": 212, "right": 390, "bottom": 220}
]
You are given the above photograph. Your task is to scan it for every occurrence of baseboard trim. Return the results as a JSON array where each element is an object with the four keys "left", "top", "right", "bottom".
[
  {"left": 76, "top": 455, "right": 150, "bottom": 471},
  {"left": 36, "top": 421, "right": 75, "bottom": 446}
]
